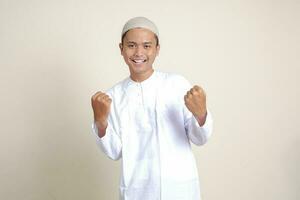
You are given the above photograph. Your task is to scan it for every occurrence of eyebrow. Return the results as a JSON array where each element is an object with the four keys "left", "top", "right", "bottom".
[{"left": 126, "top": 41, "right": 153, "bottom": 44}]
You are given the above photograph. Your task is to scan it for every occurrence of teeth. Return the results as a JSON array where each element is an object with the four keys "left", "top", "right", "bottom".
[{"left": 132, "top": 59, "right": 145, "bottom": 63}]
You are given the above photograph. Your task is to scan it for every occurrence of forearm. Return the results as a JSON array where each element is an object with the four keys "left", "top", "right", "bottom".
[
  {"left": 186, "top": 109, "right": 213, "bottom": 146},
  {"left": 94, "top": 120, "right": 108, "bottom": 138},
  {"left": 194, "top": 111, "right": 207, "bottom": 127}
]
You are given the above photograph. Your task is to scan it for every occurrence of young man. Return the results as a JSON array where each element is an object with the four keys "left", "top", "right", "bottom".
[{"left": 91, "top": 17, "right": 213, "bottom": 200}]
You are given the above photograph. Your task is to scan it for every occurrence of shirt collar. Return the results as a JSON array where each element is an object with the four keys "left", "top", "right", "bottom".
[{"left": 126, "top": 70, "right": 158, "bottom": 89}]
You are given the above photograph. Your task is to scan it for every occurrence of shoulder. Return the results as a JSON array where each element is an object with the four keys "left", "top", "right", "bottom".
[
  {"left": 156, "top": 71, "right": 191, "bottom": 88},
  {"left": 105, "top": 77, "right": 130, "bottom": 97}
]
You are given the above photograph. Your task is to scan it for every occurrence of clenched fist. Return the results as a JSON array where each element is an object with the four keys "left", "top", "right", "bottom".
[
  {"left": 184, "top": 85, "right": 207, "bottom": 126},
  {"left": 91, "top": 91, "right": 112, "bottom": 135}
]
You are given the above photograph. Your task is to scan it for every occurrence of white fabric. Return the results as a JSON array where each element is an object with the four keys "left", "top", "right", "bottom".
[
  {"left": 121, "top": 16, "right": 159, "bottom": 37},
  {"left": 92, "top": 71, "right": 213, "bottom": 200}
]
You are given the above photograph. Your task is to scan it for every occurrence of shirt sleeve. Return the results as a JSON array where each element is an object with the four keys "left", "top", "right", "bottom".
[
  {"left": 91, "top": 92, "right": 122, "bottom": 160},
  {"left": 184, "top": 108, "right": 213, "bottom": 146},
  {"left": 175, "top": 74, "right": 213, "bottom": 146}
]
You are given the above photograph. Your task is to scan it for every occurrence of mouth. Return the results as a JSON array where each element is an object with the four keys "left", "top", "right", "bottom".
[{"left": 130, "top": 58, "right": 147, "bottom": 64}]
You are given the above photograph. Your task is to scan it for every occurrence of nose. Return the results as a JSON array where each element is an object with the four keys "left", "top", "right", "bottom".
[{"left": 134, "top": 45, "right": 144, "bottom": 56}]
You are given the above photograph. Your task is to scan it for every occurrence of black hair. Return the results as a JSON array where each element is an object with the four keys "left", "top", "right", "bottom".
[{"left": 121, "top": 30, "right": 160, "bottom": 47}]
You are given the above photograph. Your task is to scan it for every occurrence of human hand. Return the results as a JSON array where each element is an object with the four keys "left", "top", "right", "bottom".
[
  {"left": 184, "top": 85, "right": 207, "bottom": 125},
  {"left": 91, "top": 91, "right": 112, "bottom": 130}
]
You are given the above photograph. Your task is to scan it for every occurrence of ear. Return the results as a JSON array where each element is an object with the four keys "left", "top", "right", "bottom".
[
  {"left": 119, "top": 43, "right": 123, "bottom": 55},
  {"left": 156, "top": 45, "right": 160, "bottom": 56}
]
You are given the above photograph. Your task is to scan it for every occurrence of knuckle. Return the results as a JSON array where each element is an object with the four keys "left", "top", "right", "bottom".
[
  {"left": 194, "top": 86, "right": 202, "bottom": 92},
  {"left": 96, "top": 96, "right": 103, "bottom": 102},
  {"left": 95, "top": 91, "right": 103, "bottom": 96}
]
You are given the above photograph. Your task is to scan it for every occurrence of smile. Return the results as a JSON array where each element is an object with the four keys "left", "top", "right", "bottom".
[{"left": 131, "top": 59, "right": 146, "bottom": 64}]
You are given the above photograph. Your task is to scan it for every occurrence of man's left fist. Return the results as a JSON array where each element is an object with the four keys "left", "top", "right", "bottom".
[{"left": 184, "top": 85, "right": 207, "bottom": 119}]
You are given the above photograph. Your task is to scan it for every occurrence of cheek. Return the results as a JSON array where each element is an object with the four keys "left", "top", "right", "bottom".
[
  {"left": 122, "top": 49, "right": 133, "bottom": 57},
  {"left": 123, "top": 52, "right": 132, "bottom": 60},
  {"left": 148, "top": 51, "right": 158, "bottom": 60}
]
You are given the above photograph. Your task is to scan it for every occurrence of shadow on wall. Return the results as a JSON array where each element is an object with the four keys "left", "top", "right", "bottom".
[{"left": 286, "top": 139, "right": 300, "bottom": 199}]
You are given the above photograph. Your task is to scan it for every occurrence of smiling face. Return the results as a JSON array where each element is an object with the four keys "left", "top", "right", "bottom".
[{"left": 119, "top": 28, "right": 160, "bottom": 82}]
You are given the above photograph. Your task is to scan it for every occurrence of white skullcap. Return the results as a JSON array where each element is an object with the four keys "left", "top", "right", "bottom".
[{"left": 121, "top": 17, "right": 159, "bottom": 37}]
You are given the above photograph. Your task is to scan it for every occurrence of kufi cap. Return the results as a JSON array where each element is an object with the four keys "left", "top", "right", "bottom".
[{"left": 121, "top": 17, "right": 159, "bottom": 37}]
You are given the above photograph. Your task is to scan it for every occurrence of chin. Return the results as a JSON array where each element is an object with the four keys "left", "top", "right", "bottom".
[{"left": 130, "top": 66, "right": 151, "bottom": 74}]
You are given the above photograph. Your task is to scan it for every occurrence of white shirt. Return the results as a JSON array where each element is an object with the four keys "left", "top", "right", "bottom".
[{"left": 92, "top": 71, "right": 213, "bottom": 200}]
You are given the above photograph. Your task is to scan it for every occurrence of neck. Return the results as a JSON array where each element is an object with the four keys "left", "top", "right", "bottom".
[{"left": 130, "top": 69, "right": 154, "bottom": 82}]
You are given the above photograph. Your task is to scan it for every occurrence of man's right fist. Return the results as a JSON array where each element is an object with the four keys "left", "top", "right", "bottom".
[{"left": 91, "top": 91, "right": 112, "bottom": 126}]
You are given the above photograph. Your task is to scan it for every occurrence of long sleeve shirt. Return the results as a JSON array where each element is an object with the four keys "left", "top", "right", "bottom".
[{"left": 92, "top": 71, "right": 213, "bottom": 200}]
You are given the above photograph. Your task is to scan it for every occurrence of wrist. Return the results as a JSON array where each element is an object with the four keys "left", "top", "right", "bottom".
[
  {"left": 194, "top": 111, "right": 207, "bottom": 126},
  {"left": 94, "top": 120, "right": 108, "bottom": 138},
  {"left": 95, "top": 120, "right": 107, "bottom": 129}
]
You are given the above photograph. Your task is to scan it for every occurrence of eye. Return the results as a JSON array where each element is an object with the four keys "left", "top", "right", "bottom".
[
  {"left": 128, "top": 44, "right": 135, "bottom": 48},
  {"left": 144, "top": 45, "right": 151, "bottom": 49}
]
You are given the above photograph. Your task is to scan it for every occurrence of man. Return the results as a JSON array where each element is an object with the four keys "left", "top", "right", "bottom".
[{"left": 91, "top": 17, "right": 213, "bottom": 200}]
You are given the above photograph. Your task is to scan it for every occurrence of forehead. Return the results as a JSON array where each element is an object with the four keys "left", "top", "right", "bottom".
[{"left": 123, "top": 28, "right": 156, "bottom": 43}]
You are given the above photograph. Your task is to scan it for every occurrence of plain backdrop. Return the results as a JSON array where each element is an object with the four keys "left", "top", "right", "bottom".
[{"left": 0, "top": 0, "right": 299, "bottom": 199}]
